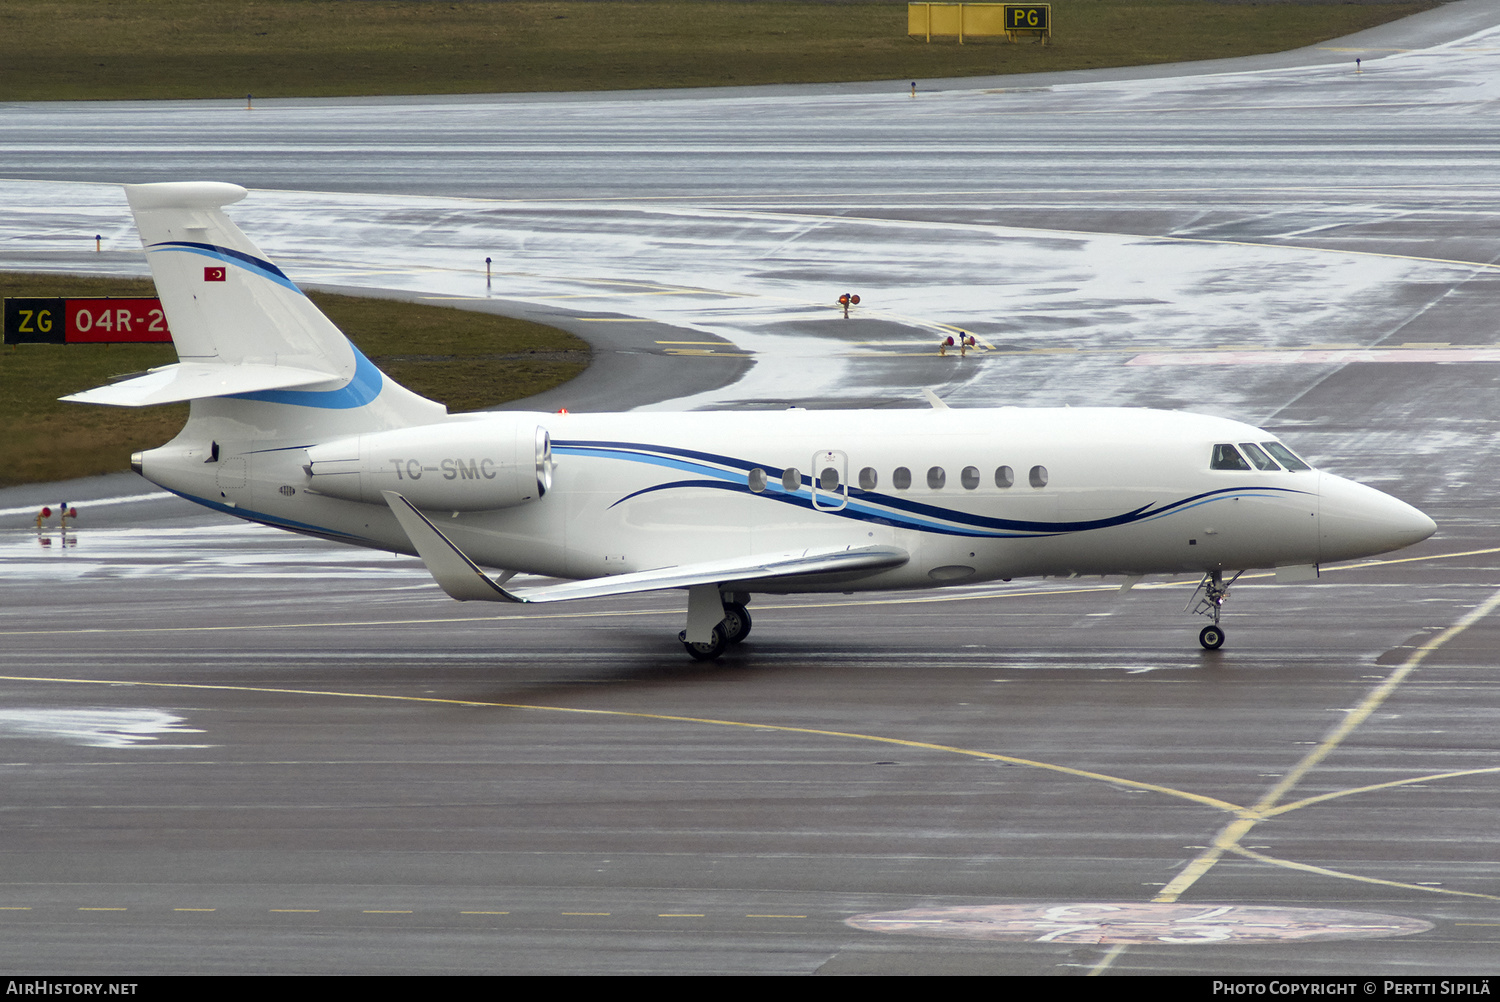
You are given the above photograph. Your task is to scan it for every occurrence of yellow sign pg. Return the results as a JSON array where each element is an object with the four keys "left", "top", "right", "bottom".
[{"left": 1004, "top": 4, "right": 1049, "bottom": 31}]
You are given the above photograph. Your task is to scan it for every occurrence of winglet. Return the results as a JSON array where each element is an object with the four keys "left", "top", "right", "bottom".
[
  {"left": 382, "top": 491, "right": 522, "bottom": 603},
  {"left": 921, "top": 387, "right": 949, "bottom": 410}
]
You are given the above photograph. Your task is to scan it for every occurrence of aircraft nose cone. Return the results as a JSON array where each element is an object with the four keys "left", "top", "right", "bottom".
[{"left": 1319, "top": 474, "right": 1436, "bottom": 563}]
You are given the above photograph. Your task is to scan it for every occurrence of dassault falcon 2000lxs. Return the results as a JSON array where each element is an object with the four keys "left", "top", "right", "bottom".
[{"left": 69, "top": 182, "right": 1437, "bottom": 658}]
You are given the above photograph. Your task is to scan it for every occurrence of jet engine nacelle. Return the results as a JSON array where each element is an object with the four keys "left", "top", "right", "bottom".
[{"left": 304, "top": 420, "right": 551, "bottom": 511}]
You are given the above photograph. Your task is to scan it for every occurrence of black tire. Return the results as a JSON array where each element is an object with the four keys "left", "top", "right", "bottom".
[
  {"left": 679, "top": 625, "right": 727, "bottom": 661},
  {"left": 720, "top": 603, "right": 752, "bottom": 644},
  {"left": 1199, "top": 625, "right": 1225, "bottom": 651}
]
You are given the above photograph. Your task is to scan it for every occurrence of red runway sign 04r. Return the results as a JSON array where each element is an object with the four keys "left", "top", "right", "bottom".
[{"left": 3, "top": 298, "right": 173, "bottom": 344}]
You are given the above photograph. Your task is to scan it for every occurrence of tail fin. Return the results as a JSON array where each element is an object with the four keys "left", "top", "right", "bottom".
[{"left": 65, "top": 182, "right": 443, "bottom": 432}]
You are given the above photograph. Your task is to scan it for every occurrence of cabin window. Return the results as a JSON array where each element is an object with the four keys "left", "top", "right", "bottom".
[
  {"left": 1262, "top": 441, "right": 1312, "bottom": 471},
  {"left": 859, "top": 467, "right": 878, "bottom": 490},
  {"left": 782, "top": 467, "right": 801, "bottom": 492},
  {"left": 1210, "top": 444, "right": 1251, "bottom": 471},
  {"left": 927, "top": 466, "right": 946, "bottom": 489},
  {"left": 819, "top": 467, "right": 840, "bottom": 491},
  {"left": 893, "top": 466, "right": 912, "bottom": 490},
  {"left": 995, "top": 465, "right": 1014, "bottom": 488},
  {"left": 1029, "top": 465, "right": 1048, "bottom": 488},
  {"left": 960, "top": 466, "right": 980, "bottom": 490},
  {"left": 748, "top": 468, "right": 767, "bottom": 493},
  {"left": 1238, "top": 442, "right": 1280, "bottom": 471}
]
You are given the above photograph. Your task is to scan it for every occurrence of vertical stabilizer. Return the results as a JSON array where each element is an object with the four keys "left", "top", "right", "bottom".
[
  {"left": 64, "top": 182, "right": 444, "bottom": 432},
  {"left": 127, "top": 181, "right": 351, "bottom": 371}
]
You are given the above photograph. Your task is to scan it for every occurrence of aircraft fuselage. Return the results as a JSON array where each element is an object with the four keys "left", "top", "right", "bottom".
[{"left": 137, "top": 404, "right": 1433, "bottom": 594}]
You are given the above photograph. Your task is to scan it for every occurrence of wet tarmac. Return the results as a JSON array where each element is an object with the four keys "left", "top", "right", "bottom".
[
  {"left": 1, "top": 0, "right": 1499, "bottom": 975},
  {"left": 1, "top": 475, "right": 1497, "bottom": 974}
]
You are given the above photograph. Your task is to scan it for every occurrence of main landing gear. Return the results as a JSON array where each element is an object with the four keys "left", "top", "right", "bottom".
[
  {"left": 678, "top": 588, "right": 752, "bottom": 661},
  {"left": 679, "top": 626, "right": 728, "bottom": 661},
  {"left": 719, "top": 602, "right": 752, "bottom": 645},
  {"left": 1186, "top": 570, "right": 1242, "bottom": 651}
]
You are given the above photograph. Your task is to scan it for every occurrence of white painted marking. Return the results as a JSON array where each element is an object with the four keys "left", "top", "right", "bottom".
[
  {"left": 1127, "top": 348, "right": 1500, "bottom": 367},
  {"left": 847, "top": 903, "right": 1434, "bottom": 944},
  {"left": 0, "top": 709, "right": 206, "bottom": 749},
  {"left": 0, "top": 492, "right": 172, "bottom": 518}
]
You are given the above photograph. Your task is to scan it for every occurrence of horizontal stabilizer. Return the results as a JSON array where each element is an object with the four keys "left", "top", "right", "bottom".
[
  {"left": 383, "top": 491, "right": 908, "bottom": 604},
  {"left": 62, "top": 362, "right": 341, "bottom": 407}
]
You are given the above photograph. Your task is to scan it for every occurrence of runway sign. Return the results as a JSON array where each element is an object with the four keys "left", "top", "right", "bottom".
[
  {"left": 4, "top": 298, "right": 172, "bottom": 344},
  {"left": 1005, "top": 4, "right": 1049, "bottom": 32},
  {"left": 908, "top": 3, "right": 1050, "bottom": 42}
]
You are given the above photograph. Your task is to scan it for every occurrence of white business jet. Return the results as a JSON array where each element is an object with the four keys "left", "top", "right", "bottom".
[{"left": 68, "top": 182, "right": 1436, "bottom": 657}]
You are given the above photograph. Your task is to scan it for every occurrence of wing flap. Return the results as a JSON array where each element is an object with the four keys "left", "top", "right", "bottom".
[
  {"left": 382, "top": 490, "right": 908, "bottom": 604},
  {"left": 507, "top": 544, "right": 910, "bottom": 604}
]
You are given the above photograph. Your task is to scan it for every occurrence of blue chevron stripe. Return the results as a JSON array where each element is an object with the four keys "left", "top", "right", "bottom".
[
  {"left": 229, "top": 344, "right": 384, "bottom": 409},
  {"left": 148, "top": 240, "right": 301, "bottom": 293},
  {"left": 554, "top": 439, "right": 1314, "bottom": 539},
  {"left": 162, "top": 487, "right": 374, "bottom": 545}
]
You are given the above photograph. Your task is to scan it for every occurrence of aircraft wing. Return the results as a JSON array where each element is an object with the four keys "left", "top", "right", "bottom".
[{"left": 383, "top": 490, "right": 908, "bottom": 604}]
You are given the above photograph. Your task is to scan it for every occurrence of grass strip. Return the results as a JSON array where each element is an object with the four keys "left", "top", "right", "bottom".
[
  {"left": 0, "top": 0, "right": 1439, "bottom": 101},
  {"left": 0, "top": 273, "right": 588, "bottom": 487}
]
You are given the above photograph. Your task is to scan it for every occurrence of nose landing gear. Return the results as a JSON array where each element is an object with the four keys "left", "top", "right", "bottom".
[{"left": 1187, "top": 570, "right": 1242, "bottom": 650}]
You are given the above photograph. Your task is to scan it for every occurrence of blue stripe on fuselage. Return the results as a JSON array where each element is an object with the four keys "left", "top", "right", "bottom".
[
  {"left": 160, "top": 487, "right": 375, "bottom": 545},
  {"left": 554, "top": 440, "right": 1314, "bottom": 538}
]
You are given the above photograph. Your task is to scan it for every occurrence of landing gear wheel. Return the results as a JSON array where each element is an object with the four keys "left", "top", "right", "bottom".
[
  {"left": 1199, "top": 625, "right": 1226, "bottom": 651},
  {"left": 720, "top": 603, "right": 752, "bottom": 645},
  {"left": 679, "top": 625, "right": 727, "bottom": 661}
]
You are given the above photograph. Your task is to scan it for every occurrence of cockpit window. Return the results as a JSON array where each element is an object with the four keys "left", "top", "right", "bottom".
[
  {"left": 1238, "top": 442, "right": 1280, "bottom": 471},
  {"left": 1210, "top": 444, "right": 1251, "bottom": 471},
  {"left": 1261, "top": 441, "right": 1312, "bottom": 471}
]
